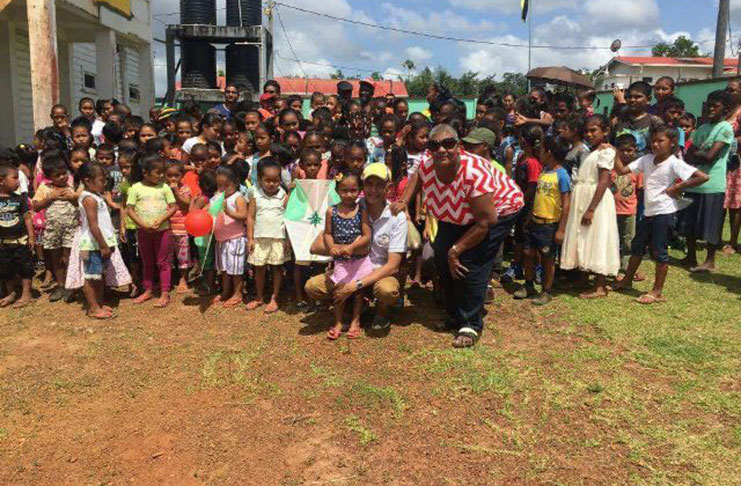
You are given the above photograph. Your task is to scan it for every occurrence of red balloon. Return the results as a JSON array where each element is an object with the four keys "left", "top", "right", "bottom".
[{"left": 184, "top": 209, "right": 213, "bottom": 237}]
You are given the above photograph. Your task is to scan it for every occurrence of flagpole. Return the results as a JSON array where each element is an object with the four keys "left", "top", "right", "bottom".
[
  {"left": 528, "top": 0, "right": 533, "bottom": 90},
  {"left": 528, "top": 0, "right": 532, "bottom": 72}
]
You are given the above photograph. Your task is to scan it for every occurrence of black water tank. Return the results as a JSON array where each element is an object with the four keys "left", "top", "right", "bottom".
[
  {"left": 181, "top": 39, "right": 217, "bottom": 88},
  {"left": 226, "top": 43, "right": 260, "bottom": 94},
  {"left": 226, "top": 0, "right": 262, "bottom": 26},
  {"left": 180, "top": 0, "right": 217, "bottom": 89},
  {"left": 180, "top": 0, "right": 216, "bottom": 24}
]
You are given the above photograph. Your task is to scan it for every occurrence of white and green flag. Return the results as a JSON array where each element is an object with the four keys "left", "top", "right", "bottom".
[{"left": 285, "top": 179, "right": 339, "bottom": 262}]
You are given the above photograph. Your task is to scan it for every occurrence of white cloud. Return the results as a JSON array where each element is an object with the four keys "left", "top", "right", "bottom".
[
  {"left": 381, "top": 3, "right": 495, "bottom": 34},
  {"left": 405, "top": 46, "right": 433, "bottom": 63},
  {"left": 382, "top": 67, "right": 404, "bottom": 80},
  {"left": 583, "top": 0, "right": 659, "bottom": 33},
  {"left": 450, "top": 0, "right": 574, "bottom": 14},
  {"left": 459, "top": 14, "right": 700, "bottom": 80}
]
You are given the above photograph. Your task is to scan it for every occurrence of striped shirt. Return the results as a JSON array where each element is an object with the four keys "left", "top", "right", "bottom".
[{"left": 418, "top": 150, "right": 523, "bottom": 225}]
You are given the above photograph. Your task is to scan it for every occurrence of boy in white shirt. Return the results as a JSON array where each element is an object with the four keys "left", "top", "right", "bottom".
[{"left": 612, "top": 125, "right": 708, "bottom": 304}]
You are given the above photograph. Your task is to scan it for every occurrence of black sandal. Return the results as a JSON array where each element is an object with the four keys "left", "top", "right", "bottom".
[{"left": 452, "top": 329, "right": 479, "bottom": 348}]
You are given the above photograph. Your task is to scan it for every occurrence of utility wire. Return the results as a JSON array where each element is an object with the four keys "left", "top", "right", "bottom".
[
  {"left": 272, "top": 1, "right": 656, "bottom": 51},
  {"left": 275, "top": 52, "right": 387, "bottom": 76},
  {"left": 275, "top": 6, "right": 308, "bottom": 78}
]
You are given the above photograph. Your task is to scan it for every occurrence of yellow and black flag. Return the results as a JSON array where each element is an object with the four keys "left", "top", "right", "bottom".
[{"left": 521, "top": 0, "right": 529, "bottom": 21}]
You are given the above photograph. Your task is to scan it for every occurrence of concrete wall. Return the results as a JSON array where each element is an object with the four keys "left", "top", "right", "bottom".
[
  {"left": 595, "top": 78, "right": 730, "bottom": 119},
  {"left": 602, "top": 64, "right": 719, "bottom": 90},
  {"left": 0, "top": 0, "right": 153, "bottom": 145}
]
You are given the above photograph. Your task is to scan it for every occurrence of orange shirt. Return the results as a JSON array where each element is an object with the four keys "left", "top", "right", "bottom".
[{"left": 183, "top": 170, "right": 202, "bottom": 199}]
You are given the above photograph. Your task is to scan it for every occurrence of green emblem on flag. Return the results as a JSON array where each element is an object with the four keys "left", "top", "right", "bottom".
[{"left": 285, "top": 179, "right": 339, "bottom": 262}]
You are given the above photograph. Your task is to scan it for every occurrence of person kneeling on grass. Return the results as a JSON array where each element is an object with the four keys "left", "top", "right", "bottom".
[
  {"left": 612, "top": 125, "right": 708, "bottom": 304},
  {"left": 305, "top": 163, "right": 408, "bottom": 333}
]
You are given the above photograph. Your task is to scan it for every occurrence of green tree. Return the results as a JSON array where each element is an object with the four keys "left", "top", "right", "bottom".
[
  {"left": 652, "top": 36, "right": 701, "bottom": 57},
  {"left": 406, "top": 66, "right": 435, "bottom": 97},
  {"left": 404, "top": 66, "right": 528, "bottom": 99},
  {"left": 498, "top": 72, "right": 528, "bottom": 97},
  {"left": 371, "top": 71, "right": 383, "bottom": 81},
  {"left": 330, "top": 69, "right": 345, "bottom": 80}
]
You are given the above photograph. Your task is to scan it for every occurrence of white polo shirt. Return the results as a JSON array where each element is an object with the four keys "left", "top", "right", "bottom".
[
  {"left": 367, "top": 203, "right": 408, "bottom": 268},
  {"left": 628, "top": 154, "right": 698, "bottom": 217}
]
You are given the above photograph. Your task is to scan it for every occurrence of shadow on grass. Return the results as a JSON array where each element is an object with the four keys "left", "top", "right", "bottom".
[
  {"left": 688, "top": 270, "right": 741, "bottom": 295},
  {"left": 298, "top": 286, "right": 454, "bottom": 339},
  {"left": 181, "top": 294, "right": 216, "bottom": 313}
]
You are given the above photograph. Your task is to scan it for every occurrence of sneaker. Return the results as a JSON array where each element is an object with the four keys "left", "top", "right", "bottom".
[
  {"left": 501, "top": 266, "right": 517, "bottom": 283},
  {"left": 49, "top": 287, "right": 65, "bottom": 302},
  {"left": 532, "top": 291, "right": 552, "bottom": 306},
  {"left": 513, "top": 284, "right": 537, "bottom": 300},
  {"left": 535, "top": 265, "right": 544, "bottom": 285},
  {"left": 61, "top": 288, "right": 76, "bottom": 303},
  {"left": 371, "top": 314, "right": 391, "bottom": 331}
]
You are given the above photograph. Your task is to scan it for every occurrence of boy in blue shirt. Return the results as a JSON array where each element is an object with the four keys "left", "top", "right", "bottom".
[{"left": 514, "top": 136, "right": 572, "bottom": 305}]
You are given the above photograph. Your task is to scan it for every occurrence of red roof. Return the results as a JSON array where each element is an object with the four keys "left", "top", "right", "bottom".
[
  {"left": 276, "top": 78, "right": 408, "bottom": 97},
  {"left": 176, "top": 76, "right": 408, "bottom": 97},
  {"left": 614, "top": 56, "right": 738, "bottom": 69}
]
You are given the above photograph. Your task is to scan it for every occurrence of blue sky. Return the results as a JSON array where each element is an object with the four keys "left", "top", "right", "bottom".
[{"left": 151, "top": 0, "right": 740, "bottom": 95}]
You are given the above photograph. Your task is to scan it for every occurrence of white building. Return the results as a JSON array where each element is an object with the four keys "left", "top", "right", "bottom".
[
  {"left": 601, "top": 56, "right": 739, "bottom": 90},
  {"left": 0, "top": 0, "right": 154, "bottom": 147}
]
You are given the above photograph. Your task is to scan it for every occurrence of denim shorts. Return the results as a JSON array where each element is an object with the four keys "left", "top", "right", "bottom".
[
  {"left": 524, "top": 222, "right": 559, "bottom": 256},
  {"left": 82, "top": 250, "right": 104, "bottom": 280},
  {"left": 631, "top": 213, "right": 674, "bottom": 263}
]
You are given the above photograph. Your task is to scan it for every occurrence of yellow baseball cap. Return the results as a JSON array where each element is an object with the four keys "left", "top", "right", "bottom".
[{"left": 361, "top": 163, "right": 391, "bottom": 182}]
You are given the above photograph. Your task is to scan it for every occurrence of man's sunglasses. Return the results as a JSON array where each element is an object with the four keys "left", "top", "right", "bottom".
[{"left": 428, "top": 138, "right": 458, "bottom": 152}]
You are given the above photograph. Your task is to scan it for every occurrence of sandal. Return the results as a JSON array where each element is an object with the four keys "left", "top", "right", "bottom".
[
  {"left": 87, "top": 309, "right": 115, "bottom": 320},
  {"left": 635, "top": 293, "right": 666, "bottom": 305},
  {"left": 722, "top": 244, "right": 737, "bottom": 256},
  {"left": 452, "top": 329, "right": 479, "bottom": 348},
  {"left": 346, "top": 327, "right": 362, "bottom": 339},
  {"left": 327, "top": 327, "right": 342, "bottom": 340},
  {"left": 245, "top": 300, "right": 263, "bottom": 311},
  {"left": 0, "top": 293, "right": 18, "bottom": 308},
  {"left": 579, "top": 290, "right": 608, "bottom": 300},
  {"left": 610, "top": 282, "right": 632, "bottom": 292},
  {"left": 154, "top": 295, "right": 170, "bottom": 308},
  {"left": 222, "top": 297, "right": 242, "bottom": 308}
]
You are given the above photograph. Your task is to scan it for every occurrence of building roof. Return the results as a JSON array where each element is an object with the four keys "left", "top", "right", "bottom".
[
  {"left": 176, "top": 76, "right": 409, "bottom": 97},
  {"left": 612, "top": 56, "right": 738, "bottom": 70}
]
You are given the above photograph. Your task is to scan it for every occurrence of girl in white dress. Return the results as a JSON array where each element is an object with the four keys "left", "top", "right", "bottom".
[{"left": 560, "top": 115, "right": 620, "bottom": 298}]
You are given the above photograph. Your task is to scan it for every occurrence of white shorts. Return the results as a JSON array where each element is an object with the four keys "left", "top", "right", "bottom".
[
  {"left": 216, "top": 237, "right": 247, "bottom": 276},
  {"left": 247, "top": 237, "right": 288, "bottom": 266}
]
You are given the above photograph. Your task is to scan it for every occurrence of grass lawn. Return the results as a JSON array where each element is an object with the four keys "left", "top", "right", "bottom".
[{"left": 0, "top": 246, "right": 738, "bottom": 486}]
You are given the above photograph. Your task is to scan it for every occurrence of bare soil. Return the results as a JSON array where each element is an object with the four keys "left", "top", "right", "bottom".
[{"left": 0, "top": 283, "right": 735, "bottom": 486}]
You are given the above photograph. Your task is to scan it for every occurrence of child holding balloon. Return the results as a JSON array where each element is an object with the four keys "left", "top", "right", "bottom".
[
  {"left": 125, "top": 155, "right": 177, "bottom": 308},
  {"left": 189, "top": 170, "right": 218, "bottom": 296},
  {"left": 213, "top": 165, "right": 248, "bottom": 307}
]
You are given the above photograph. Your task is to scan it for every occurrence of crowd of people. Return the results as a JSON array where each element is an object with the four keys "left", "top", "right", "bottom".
[{"left": 0, "top": 74, "right": 738, "bottom": 348}]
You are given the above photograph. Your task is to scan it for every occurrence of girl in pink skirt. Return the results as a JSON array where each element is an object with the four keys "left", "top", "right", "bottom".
[{"left": 323, "top": 173, "right": 372, "bottom": 340}]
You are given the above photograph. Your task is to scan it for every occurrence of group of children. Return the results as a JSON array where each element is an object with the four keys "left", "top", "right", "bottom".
[
  {"left": 497, "top": 80, "right": 731, "bottom": 305},
  {"left": 0, "top": 75, "right": 737, "bottom": 326}
]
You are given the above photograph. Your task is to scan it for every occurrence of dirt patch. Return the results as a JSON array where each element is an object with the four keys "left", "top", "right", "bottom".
[{"left": 0, "top": 285, "right": 736, "bottom": 486}]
